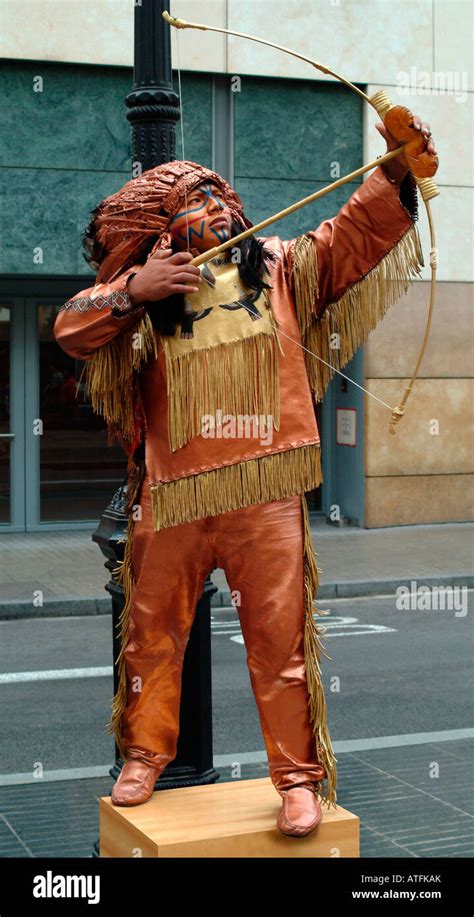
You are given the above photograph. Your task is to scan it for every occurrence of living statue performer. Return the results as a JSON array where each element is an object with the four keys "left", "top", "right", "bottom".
[{"left": 54, "top": 113, "right": 437, "bottom": 838}]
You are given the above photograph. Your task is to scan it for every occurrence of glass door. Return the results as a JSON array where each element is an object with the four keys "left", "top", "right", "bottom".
[
  {"left": 0, "top": 300, "right": 26, "bottom": 530},
  {"left": 27, "top": 300, "right": 128, "bottom": 528},
  {"left": 0, "top": 297, "right": 128, "bottom": 531},
  {"left": 0, "top": 306, "right": 15, "bottom": 525},
  {"left": 0, "top": 305, "right": 14, "bottom": 523}
]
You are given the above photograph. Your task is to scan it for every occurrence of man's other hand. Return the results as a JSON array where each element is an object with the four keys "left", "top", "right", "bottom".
[{"left": 127, "top": 249, "right": 201, "bottom": 305}]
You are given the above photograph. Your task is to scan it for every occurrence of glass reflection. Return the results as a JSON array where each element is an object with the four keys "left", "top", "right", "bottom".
[{"left": 39, "top": 304, "right": 127, "bottom": 522}]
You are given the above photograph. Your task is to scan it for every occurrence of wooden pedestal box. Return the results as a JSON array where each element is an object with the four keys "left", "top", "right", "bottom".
[{"left": 100, "top": 777, "right": 359, "bottom": 858}]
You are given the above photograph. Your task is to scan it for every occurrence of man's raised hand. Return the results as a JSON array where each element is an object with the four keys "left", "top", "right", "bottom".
[{"left": 127, "top": 249, "right": 201, "bottom": 305}]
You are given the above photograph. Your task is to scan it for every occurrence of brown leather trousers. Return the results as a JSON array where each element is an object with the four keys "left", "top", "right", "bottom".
[{"left": 120, "top": 474, "right": 327, "bottom": 796}]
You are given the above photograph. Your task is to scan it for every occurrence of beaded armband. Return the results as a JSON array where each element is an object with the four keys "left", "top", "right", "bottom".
[{"left": 59, "top": 287, "right": 138, "bottom": 319}]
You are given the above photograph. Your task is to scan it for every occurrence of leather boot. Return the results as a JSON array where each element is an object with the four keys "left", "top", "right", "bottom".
[
  {"left": 111, "top": 759, "right": 160, "bottom": 807},
  {"left": 277, "top": 783, "right": 322, "bottom": 837}
]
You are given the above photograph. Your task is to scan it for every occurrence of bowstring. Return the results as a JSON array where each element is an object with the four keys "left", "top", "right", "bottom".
[
  {"left": 174, "top": 28, "right": 393, "bottom": 415},
  {"left": 175, "top": 29, "right": 190, "bottom": 252},
  {"left": 273, "top": 323, "right": 393, "bottom": 411}
]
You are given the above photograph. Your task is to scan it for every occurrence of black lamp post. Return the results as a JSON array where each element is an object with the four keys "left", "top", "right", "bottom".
[
  {"left": 91, "top": 0, "right": 219, "bottom": 856},
  {"left": 125, "top": 0, "right": 180, "bottom": 168}
]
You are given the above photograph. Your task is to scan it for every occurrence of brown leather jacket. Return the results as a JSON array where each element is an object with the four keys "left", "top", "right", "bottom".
[{"left": 54, "top": 166, "right": 421, "bottom": 528}]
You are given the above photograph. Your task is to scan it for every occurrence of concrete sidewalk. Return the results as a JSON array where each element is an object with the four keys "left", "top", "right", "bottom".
[
  {"left": 0, "top": 518, "right": 472, "bottom": 618},
  {"left": 1, "top": 736, "right": 472, "bottom": 857}
]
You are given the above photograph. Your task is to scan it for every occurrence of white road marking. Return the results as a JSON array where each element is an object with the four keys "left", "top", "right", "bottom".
[
  {"left": 0, "top": 666, "right": 112, "bottom": 684},
  {"left": 227, "top": 614, "right": 396, "bottom": 644},
  {"left": 0, "top": 616, "right": 397, "bottom": 681}
]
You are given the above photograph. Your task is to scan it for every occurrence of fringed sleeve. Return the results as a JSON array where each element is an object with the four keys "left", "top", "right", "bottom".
[
  {"left": 54, "top": 266, "right": 157, "bottom": 445},
  {"left": 285, "top": 165, "right": 425, "bottom": 402}
]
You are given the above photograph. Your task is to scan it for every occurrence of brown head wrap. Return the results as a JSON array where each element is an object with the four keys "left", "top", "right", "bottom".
[{"left": 91, "top": 159, "right": 253, "bottom": 284}]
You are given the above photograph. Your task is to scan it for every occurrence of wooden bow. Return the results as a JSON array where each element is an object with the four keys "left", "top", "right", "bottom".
[{"left": 163, "top": 11, "right": 439, "bottom": 434}]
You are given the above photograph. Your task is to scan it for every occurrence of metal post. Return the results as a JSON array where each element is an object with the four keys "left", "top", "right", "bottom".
[
  {"left": 125, "top": 0, "right": 181, "bottom": 168},
  {"left": 91, "top": 0, "right": 219, "bottom": 856},
  {"left": 92, "top": 486, "right": 219, "bottom": 790}
]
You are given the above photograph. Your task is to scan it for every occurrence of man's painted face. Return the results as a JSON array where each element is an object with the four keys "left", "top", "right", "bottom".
[{"left": 169, "top": 180, "right": 233, "bottom": 253}]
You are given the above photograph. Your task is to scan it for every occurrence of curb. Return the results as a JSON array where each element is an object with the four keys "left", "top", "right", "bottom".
[
  {"left": 0, "top": 596, "right": 112, "bottom": 621},
  {"left": 212, "top": 574, "right": 474, "bottom": 607},
  {"left": 0, "top": 573, "right": 472, "bottom": 619}
]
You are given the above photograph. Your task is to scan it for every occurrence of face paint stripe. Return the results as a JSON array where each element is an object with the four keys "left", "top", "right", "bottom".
[
  {"left": 173, "top": 214, "right": 208, "bottom": 232},
  {"left": 211, "top": 225, "right": 230, "bottom": 241},
  {"left": 174, "top": 221, "right": 207, "bottom": 243},
  {"left": 170, "top": 202, "right": 212, "bottom": 225},
  {"left": 170, "top": 185, "right": 226, "bottom": 225},
  {"left": 170, "top": 183, "right": 229, "bottom": 249}
]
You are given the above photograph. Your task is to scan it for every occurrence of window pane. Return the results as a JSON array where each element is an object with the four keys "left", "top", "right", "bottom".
[
  {"left": 0, "top": 306, "right": 11, "bottom": 523},
  {"left": 38, "top": 304, "right": 128, "bottom": 522}
]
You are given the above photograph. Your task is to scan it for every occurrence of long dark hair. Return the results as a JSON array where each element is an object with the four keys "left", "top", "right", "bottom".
[{"left": 83, "top": 213, "right": 279, "bottom": 337}]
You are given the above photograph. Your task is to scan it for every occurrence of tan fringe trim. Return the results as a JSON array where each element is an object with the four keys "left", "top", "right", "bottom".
[
  {"left": 162, "top": 331, "right": 281, "bottom": 453},
  {"left": 301, "top": 495, "right": 338, "bottom": 809},
  {"left": 150, "top": 442, "right": 323, "bottom": 532},
  {"left": 293, "top": 233, "right": 320, "bottom": 336},
  {"left": 104, "top": 456, "right": 147, "bottom": 758},
  {"left": 80, "top": 312, "right": 157, "bottom": 443},
  {"left": 104, "top": 513, "right": 137, "bottom": 761},
  {"left": 293, "top": 222, "right": 424, "bottom": 402}
]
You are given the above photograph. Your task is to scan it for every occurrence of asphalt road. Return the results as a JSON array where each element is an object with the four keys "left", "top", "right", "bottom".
[{"left": 0, "top": 592, "right": 472, "bottom": 775}]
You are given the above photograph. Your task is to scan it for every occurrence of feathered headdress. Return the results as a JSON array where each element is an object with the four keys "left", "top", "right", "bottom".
[{"left": 84, "top": 159, "right": 254, "bottom": 285}]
